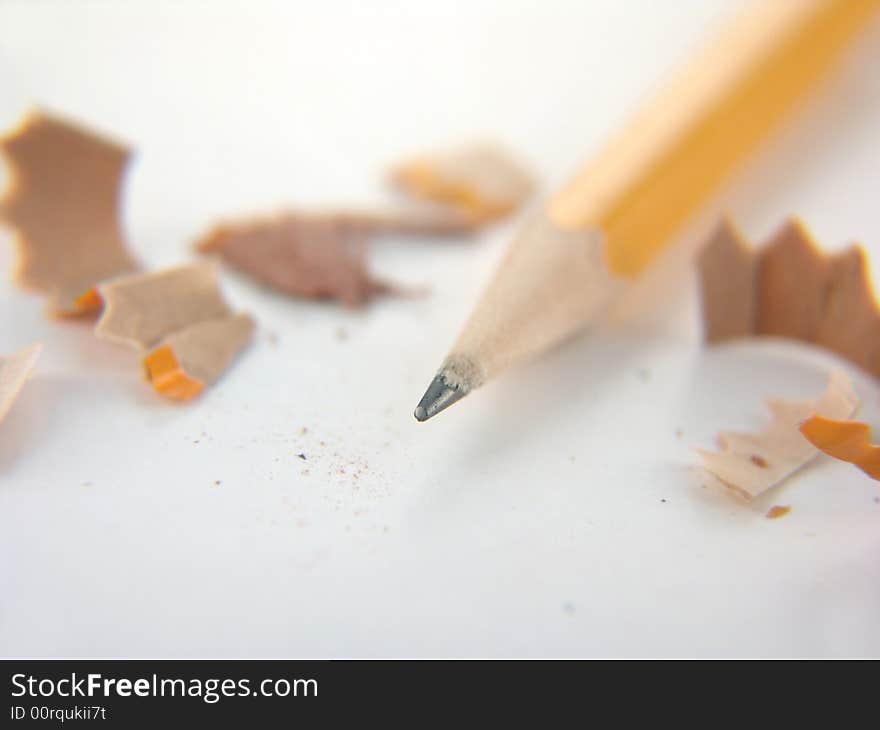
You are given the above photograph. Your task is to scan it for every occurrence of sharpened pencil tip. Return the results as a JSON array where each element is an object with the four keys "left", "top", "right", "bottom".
[{"left": 414, "top": 373, "right": 467, "bottom": 422}]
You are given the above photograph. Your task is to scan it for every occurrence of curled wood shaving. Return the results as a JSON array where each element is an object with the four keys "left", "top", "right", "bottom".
[
  {"left": 698, "top": 370, "right": 859, "bottom": 500},
  {"left": 96, "top": 263, "right": 231, "bottom": 349},
  {"left": 0, "top": 110, "right": 139, "bottom": 316},
  {"left": 95, "top": 263, "right": 253, "bottom": 400},
  {"left": 0, "top": 343, "right": 41, "bottom": 424},
  {"left": 144, "top": 313, "right": 255, "bottom": 401},
  {"left": 390, "top": 142, "right": 535, "bottom": 223},
  {"left": 696, "top": 218, "right": 756, "bottom": 343},
  {"left": 756, "top": 220, "right": 831, "bottom": 341},
  {"left": 811, "top": 246, "right": 880, "bottom": 379},
  {"left": 799, "top": 415, "right": 880, "bottom": 481},
  {"left": 697, "top": 217, "right": 880, "bottom": 377}
]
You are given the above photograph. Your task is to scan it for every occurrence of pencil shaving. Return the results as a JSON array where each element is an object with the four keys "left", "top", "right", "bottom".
[
  {"left": 696, "top": 218, "right": 756, "bottom": 343},
  {"left": 144, "top": 313, "right": 255, "bottom": 400},
  {"left": 698, "top": 218, "right": 880, "bottom": 377},
  {"left": 94, "top": 263, "right": 253, "bottom": 400},
  {"left": 756, "top": 220, "right": 831, "bottom": 341},
  {"left": 0, "top": 343, "right": 41, "bottom": 424},
  {"left": 96, "top": 263, "right": 231, "bottom": 349},
  {"left": 811, "top": 246, "right": 880, "bottom": 379},
  {"left": 698, "top": 370, "right": 859, "bottom": 500},
  {"left": 390, "top": 142, "right": 535, "bottom": 223},
  {"left": 195, "top": 212, "right": 425, "bottom": 307},
  {"left": 0, "top": 110, "right": 140, "bottom": 316},
  {"left": 800, "top": 415, "right": 880, "bottom": 481}
]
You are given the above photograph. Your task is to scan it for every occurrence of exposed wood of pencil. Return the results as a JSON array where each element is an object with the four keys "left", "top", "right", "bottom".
[{"left": 416, "top": 0, "right": 880, "bottom": 420}]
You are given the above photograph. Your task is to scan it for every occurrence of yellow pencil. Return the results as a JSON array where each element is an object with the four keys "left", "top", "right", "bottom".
[{"left": 414, "top": 0, "right": 880, "bottom": 421}]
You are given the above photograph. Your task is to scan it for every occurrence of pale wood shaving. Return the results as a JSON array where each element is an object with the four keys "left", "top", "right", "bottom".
[
  {"left": 390, "top": 142, "right": 535, "bottom": 222},
  {"left": 697, "top": 217, "right": 880, "bottom": 378},
  {"left": 95, "top": 263, "right": 231, "bottom": 349},
  {"left": 149, "top": 313, "right": 255, "bottom": 387},
  {"left": 698, "top": 370, "right": 859, "bottom": 499},
  {"left": 755, "top": 220, "right": 829, "bottom": 341},
  {"left": 0, "top": 343, "right": 41, "bottom": 424},
  {"left": 94, "top": 263, "right": 253, "bottom": 400},
  {"left": 811, "top": 247, "right": 880, "bottom": 378}
]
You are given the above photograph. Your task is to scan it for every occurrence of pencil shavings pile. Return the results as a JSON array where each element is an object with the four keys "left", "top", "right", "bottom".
[
  {"left": 95, "top": 263, "right": 254, "bottom": 400},
  {"left": 0, "top": 110, "right": 140, "bottom": 316},
  {"left": 0, "top": 343, "right": 41, "bottom": 426},
  {"left": 0, "top": 110, "right": 255, "bottom": 402},
  {"left": 800, "top": 416, "right": 880, "bottom": 481},
  {"left": 698, "top": 370, "right": 859, "bottom": 500},
  {"left": 195, "top": 210, "right": 469, "bottom": 307},
  {"left": 697, "top": 218, "right": 880, "bottom": 377},
  {"left": 390, "top": 142, "right": 535, "bottom": 223},
  {"left": 698, "top": 217, "right": 880, "bottom": 488}
]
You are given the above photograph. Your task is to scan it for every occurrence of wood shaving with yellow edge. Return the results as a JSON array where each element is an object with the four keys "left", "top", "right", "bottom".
[
  {"left": 390, "top": 142, "right": 535, "bottom": 223},
  {"left": 95, "top": 263, "right": 254, "bottom": 400},
  {"left": 698, "top": 370, "right": 859, "bottom": 500},
  {"left": 0, "top": 110, "right": 140, "bottom": 316},
  {"left": 696, "top": 218, "right": 756, "bottom": 344},
  {"left": 800, "top": 415, "right": 880, "bottom": 481}
]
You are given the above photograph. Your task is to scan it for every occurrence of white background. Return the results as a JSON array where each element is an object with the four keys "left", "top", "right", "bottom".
[{"left": 1, "top": 0, "right": 879, "bottom": 658}]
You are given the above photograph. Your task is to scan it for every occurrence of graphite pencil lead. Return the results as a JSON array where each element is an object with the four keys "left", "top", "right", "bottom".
[{"left": 413, "top": 373, "right": 467, "bottom": 422}]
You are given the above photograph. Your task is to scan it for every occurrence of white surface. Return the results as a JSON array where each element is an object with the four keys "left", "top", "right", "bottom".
[{"left": 1, "top": 0, "right": 880, "bottom": 658}]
